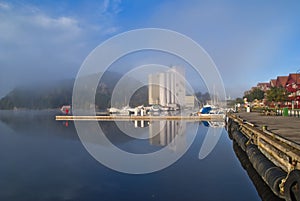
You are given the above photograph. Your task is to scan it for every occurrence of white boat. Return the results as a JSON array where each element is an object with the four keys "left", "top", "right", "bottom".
[
  {"left": 199, "top": 104, "right": 214, "bottom": 114},
  {"left": 198, "top": 105, "right": 226, "bottom": 119},
  {"left": 150, "top": 105, "right": 161, "bottom": 112},
  {"left": 119, "top": 106, "right": 132, "bottom": 115},
  {"left": 108, "top": 106, "right": 132, "bottom": 115},
  {"left": 160, "top": 106, "right": 170, "bottom": 111},
  {"left": 108, "top": 107, "right": 120, "bottom": 114}
]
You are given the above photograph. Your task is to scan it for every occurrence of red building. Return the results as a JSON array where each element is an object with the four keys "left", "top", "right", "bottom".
[
  {"left": 286, "top": 74, "right": 300, "bottom": 108},
  {"left": 257, "top": 82, "right": 270, "bottom": 92},
  {"left": 275, "top": 76, "right": 288, "bottom": 88},
  {"left": 269, "top": 79, "right": 276, "bottom": 87},
  {"left": 249, "top": 73, "right": 300, "bottom": 109}
]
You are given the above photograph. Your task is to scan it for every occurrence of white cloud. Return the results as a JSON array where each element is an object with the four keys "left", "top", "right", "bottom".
[
  {"left": 0, "top": 13, "right": 83, "bottom": 55},
  {"left": 0, "top": 0, "right": 131, "bottom": 98},
  {"left": 35, "top": 15, "right": 77, "bottom": 28},
  {"left": 111, "top": 0, "right": 122, "bottom": 14},
  {"left": 0, "top": 2, "right": 118, "bottom": 97},
  {"left": 0, "top": 0, "right": 126, "bottom": 98},
  {"left": 101, "top": 0, "right": 122, "bottom": 15},
  {"left": 31, "top": 15, "right": 82, "bottom": 39},
  {"left": 0, "top": 1, "right": 10, "bottom": 10},
  {"left": 102, "top": 0, "right": 110, "bottom": 13}
]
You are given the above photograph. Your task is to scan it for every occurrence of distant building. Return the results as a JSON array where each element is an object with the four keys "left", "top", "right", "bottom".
[
  {"left": 286, "top": 73, "right": 300, "bottom": 104},
  {"left": 148, "top": 66, "right": 186, "bottom": 108},
  {"left": 286, "top": 73, "right": 300, "bottom": 92},
  {"left": 184, "top": 95, "right": 196, "bottom": 108},
  {"left": 248, "top": 72, "right": 300, "bottom": 108}
]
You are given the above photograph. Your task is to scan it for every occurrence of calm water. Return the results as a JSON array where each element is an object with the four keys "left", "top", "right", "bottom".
[{"left": 0, "top": 110, "right": 269, "bottom": 201}]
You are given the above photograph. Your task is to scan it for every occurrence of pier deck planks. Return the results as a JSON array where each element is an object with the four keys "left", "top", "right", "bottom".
[{"left": 236, "top": 112, "right": 300, "bottom": 145}]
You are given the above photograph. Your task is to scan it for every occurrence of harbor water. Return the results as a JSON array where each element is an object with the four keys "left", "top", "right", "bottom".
[{"left": 0, "top": 110, "right": 272, "bottom": 201}]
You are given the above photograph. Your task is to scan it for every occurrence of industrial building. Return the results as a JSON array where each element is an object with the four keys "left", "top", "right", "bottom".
[{"left": 148, "top": 66, "right": 186, "bottom": 109}]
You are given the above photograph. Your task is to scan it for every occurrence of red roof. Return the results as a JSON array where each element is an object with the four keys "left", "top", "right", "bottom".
[
  {"left": 257, "top": 82, "right": 270, "bottom": 87},
  {"left": 286, "top": 73, "right": 300, "bottom": 92},
  {"left": 270, "top": 79, "right": 276, "bottom": 87},
  {"left": 276, "top": 76, "right": 288, "bottom": 87},
  {"left": 287, "top": 73, "right": 300, "bottom": 85}
]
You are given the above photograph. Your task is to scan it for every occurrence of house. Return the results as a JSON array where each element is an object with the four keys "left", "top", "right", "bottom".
[
  {"left": 247, "top": 72, "right": 300, "bottom": 108},
  {"left": 286, "top": 74, "right": 300, "bottom": 90},
  {"left": 257, "top": 82, "right": 270, "bottom": 92},
  {"left": 285, "top": 73, "right": 300, "bottom": 105},
  {"left": 275, "top": 76, "right": 289, "bottom": 88},
  {"left": 270, "top": 79, "right": 277, "bottom": 87}
]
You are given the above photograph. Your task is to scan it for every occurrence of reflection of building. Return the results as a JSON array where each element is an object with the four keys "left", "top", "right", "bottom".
[
  {"left": 149, "top": 120, "right": 186, "bottom": 151},
  {"left": 148, "top": 67, "right": 185, "bottom": 107},
  {"left": 133, "top": 120, "right": 149, "bottom": 128}
]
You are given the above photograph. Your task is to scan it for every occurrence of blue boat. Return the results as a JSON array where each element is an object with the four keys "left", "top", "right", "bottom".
[{"left": 200, "top": 105, "right": 212, "bottom": 114}]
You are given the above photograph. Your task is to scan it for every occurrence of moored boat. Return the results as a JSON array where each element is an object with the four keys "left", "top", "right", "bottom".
[{"left": 60, "top": 105, "right": 71, "bottom": 115}]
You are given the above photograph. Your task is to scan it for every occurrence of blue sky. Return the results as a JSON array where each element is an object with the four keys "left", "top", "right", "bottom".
[{"left": 1, "top": 0, "right": 300, "bottom": 98}]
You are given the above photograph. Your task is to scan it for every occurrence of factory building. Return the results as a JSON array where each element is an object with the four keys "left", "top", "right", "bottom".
[{"left": 148, "top": 66, "right": 186, "bottom": 108}]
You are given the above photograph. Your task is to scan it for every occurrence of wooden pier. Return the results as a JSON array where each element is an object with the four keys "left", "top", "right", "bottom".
[
  {"left": 234, "top": 112, "right": 300, "bottom": 144},
  {"left": 228, "top": 112, "right": 300, "bottom": 172},
  {"left": 227, "top": 112, "right": 300, "bottom": 200},
  {"left": 56, "top": 114, "right": 225, "bottom": 121}
]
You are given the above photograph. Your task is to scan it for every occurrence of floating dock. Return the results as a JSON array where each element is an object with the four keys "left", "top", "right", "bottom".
[
  {"left": 56, "top": 114, "right": 225, "bottom": 121},
  {"left": 227, "top": 112, "right": 300, "bottom": 201}
]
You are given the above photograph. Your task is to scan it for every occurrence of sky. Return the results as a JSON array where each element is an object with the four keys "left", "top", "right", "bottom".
[{"left": 1, "top": 0, "right": 300, "bottom": 98}]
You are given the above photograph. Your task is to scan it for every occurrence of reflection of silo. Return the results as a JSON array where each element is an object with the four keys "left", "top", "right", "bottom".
[
  {"left": 160, "top": 122, "right": 167, "bottom": 146},
  {"left": 169, "top": 121, "right": 186, "bottom": 152},
  {"left": 166, "top": 120, "right": 171, "bottom": 144},
  {"left": 149, "top": 121, "right": 186, "bottom": 151},
  {"left": 171, "top": 121, "right": 175, "bottom": 140},
  {"left": 149, "top": 121, "right": 166, "bottom": 146}
]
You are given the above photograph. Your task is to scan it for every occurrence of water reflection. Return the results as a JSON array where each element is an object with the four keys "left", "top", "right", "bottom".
[
  {"left": 149, "top": 121, "right": 186, "bottom": 149},
  {"left": 64, "top": 121, "right": 69, "bottom": 127},
  {"left": 0, "top": 111, "right": 262, "bottom": 201},
  {"left": 198, "top": 121, "right": 224, "bottom": 159},
  {"left": 0, "top": 110, "right": 78, "bottom": 140},
  {"left": 100, "top": 120, "right": 225, "bottom": 155},
  {"left": 133, "top": 120, "right": 149, "bottom": 128},
  {"left": 202, "top": 121, "right": 225, "bottom": 128},
  {"left": 126, "top": 120, "right": 225, "bottom": 159}
]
